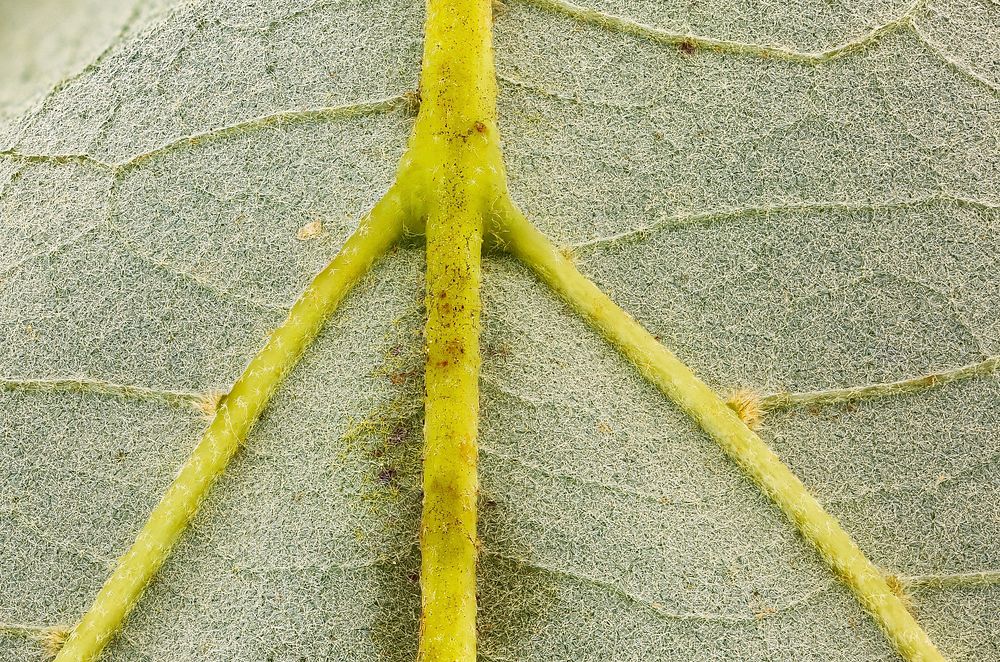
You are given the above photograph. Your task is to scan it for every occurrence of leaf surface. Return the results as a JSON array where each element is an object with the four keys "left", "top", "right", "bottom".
[{"left": 0, "top": 0, "right": 997, "bottom": 660}]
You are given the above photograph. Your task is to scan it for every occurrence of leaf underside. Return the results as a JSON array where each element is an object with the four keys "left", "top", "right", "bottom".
[{"left": 0, "top": 0, "right": 997, "bottom": 660}]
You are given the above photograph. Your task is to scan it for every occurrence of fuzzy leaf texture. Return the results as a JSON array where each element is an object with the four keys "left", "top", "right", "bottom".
[{"left": 0, "top": 0, "right": 998, "bottom": 660}]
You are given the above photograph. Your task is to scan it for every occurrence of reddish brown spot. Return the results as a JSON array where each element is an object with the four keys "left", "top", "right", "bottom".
[
  {"left": 677, "top": 39, "right": 697, "bottom": 55},
  {"left": 377, "top": 467, "right": 398, "bottom": 485},
  {"left": 389, "top": 371, "right": 408, "bottom": 386},
  {"left": 388, "top": 424, "right": 408, "bottom": 445},
  {"left": 484, "top": 342, "right": 511, "bottom": 359},
  {"left": 474, "top": 121, "right": 487, "bottom": 133}
]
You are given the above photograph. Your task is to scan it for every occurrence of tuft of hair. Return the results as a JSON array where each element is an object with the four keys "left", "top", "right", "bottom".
[
  {"left": 725, "top": 389, "right": 764, "bottom": 430},
  {"left": 557, "top": 244, "right": 577, "bottom": 264},
  {"left": 884, "top": 573, "right": 913, "bottom": 609},
  {"left": 40, "top": 625, "right": 71, "bottom": 658},
  {"left": 196, "top": 390, "right": 228, "bottom": 419},
  {"left": 402, "top": 89, "right": 421, "bottom": 116},
  {"left": 296, "top": 220, "right": 324, "bottom": 241}
]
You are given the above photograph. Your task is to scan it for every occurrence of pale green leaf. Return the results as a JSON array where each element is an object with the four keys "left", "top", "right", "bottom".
[{"left": 1, "top": 0, "right": 997, "bottom": 660}]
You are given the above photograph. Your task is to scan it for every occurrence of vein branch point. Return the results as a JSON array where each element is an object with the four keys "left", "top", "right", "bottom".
[{"left": 56, "top": 0, "right": 949, "bottom": 661}]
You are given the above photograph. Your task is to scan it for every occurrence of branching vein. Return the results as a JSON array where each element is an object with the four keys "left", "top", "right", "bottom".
[
  {"left": 53, "top": 188, "right": 409, "bottom": 662},
  {"left": 485, "top": 549, "right": 832, "bottom": 622},
  {"left": 0, "top": 623, "right": 56, "bottom": 636},
  {"left": 762, "top": 355, "right": 1000, "bottom": 411},
  {"left": 572, "top": 193, "right": 998, "bottom": 248},
  {"left": 903, "top": 569, "right": 1000, "bottom": 588},
  {"left": 480, "top": 440, "right": 707, "bottom": 508},
  {"left": 910, "top": 23, "right": 1000, "bottom": 93},
  {"left": 116, "top": 95, "right": 408, "bottom": 172},
  {"left": 0, "top": 376, "right": 204, "bottom": 410},
  {"left": 0, "top": 95, "right": 407, "bottom": 172},
  {"left": 494, "top": 197, "right": 947, "bottom": 661},
  {"left": 105, "top": 224, "right": 288, "bottom": 313},
  {"left": 517, "top": 0, "right": 925, "bottom": 63},
  {"left": 18, "top": 0, "right": 988, "bottom": 660}
]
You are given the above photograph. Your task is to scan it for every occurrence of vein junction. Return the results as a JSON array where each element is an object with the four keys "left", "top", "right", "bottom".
[{"left": 46, "top": 0, "right": 956, "bottom": 660}]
